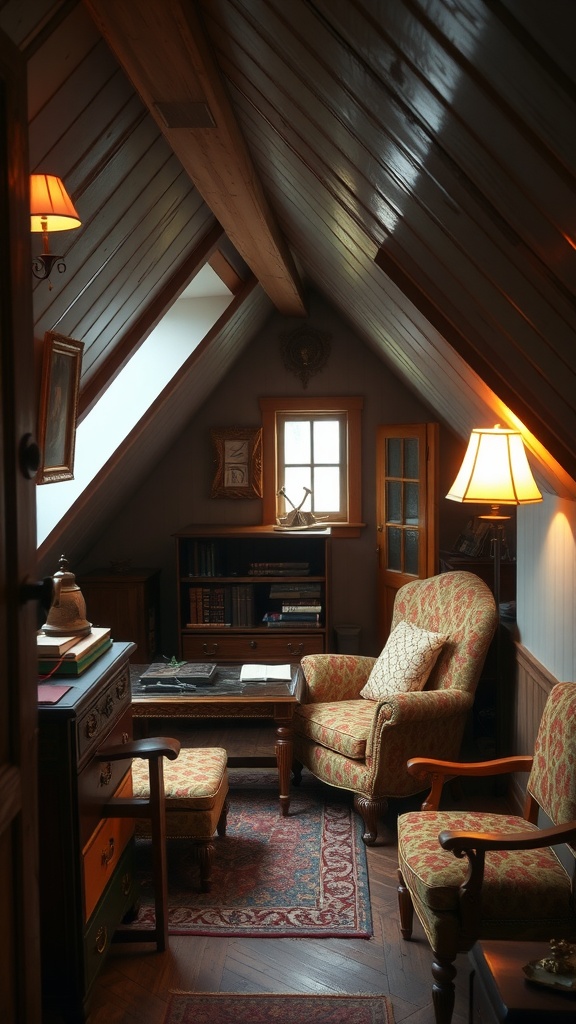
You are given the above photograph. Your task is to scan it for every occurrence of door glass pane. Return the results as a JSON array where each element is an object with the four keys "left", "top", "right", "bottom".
[
  {"left": 284, "top": 420, "right": 310, "bottom": 463},
  {"left": 404, "top": 438, "right": 418, "bottom": 478},
  {"left": 313, "top": 420, "right": 339, "bottom": 463},
  {"left": 386, "top": 480, "right": 401, "bottom": 523},
  {"left": 387, "top": 526, "right": 401, "bottom": 571},
  {"left": 405, "top": 530, "right": 419, "bottom": 575},
  {"left": 405, "top": 482, "right": 419, "bottom": 525},
  {"left": 386, "top": 438, "right": 401, "bottom": 477},
  {"left": 313, "top": 466, "right": 340, "bottom": 511}
]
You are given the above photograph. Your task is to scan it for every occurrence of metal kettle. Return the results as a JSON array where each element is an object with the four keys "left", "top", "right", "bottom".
[{"left": 42, "top": 555, "right": 92, "bottom": 637}]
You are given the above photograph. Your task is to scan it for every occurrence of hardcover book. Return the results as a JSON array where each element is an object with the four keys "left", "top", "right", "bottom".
[{"left": 139, "top": 661, "right": 217, "bottom": 684}]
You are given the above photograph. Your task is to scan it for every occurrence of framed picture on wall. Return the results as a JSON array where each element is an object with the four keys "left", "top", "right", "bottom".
[
  {"left": 37, "top": 331, "right": 84, "bottom": 484},
  {"left": 211, "top": 426, "right": 263, "bottom": 499}
]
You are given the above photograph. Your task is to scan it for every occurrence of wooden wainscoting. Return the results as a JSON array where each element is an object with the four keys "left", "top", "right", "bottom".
[{"left": 508, "top": 642, "right": 559, "bottom": 811}]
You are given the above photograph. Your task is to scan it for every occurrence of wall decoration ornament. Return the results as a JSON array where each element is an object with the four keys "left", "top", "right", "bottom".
[
  {"left": 280, "top": 325, "right": 331, "bottom": 388},
  {"left": 37, "top": 331, "right": 84, "bottom": 484},
  {"left": 211, "top": 426, "right": 263, "bottom": 499}
]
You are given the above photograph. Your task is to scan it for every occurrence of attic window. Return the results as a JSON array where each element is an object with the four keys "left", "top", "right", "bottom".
[{"left": 259, "top": 396, "right": 363, "bottom": 533}]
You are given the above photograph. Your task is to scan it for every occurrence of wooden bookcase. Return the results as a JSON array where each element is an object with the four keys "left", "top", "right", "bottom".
[{"left": 175, "top": 525, "right": 331, "bottom": 663}]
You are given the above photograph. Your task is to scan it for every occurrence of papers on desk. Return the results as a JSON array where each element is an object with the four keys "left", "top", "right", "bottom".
[{"left": 240, "top": 663, "right": 292, "bottom": 682}]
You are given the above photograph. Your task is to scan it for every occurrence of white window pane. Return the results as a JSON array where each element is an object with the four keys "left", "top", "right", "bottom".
[
  {"left": 283, "top": 467, "right": 312, "bottom": 509},
  {"left": 313, "top": 466, "right": 340, "bottom": 512},
  {"left": 313, "top": 420, "right": 340, "bottom": 463},
  {"left": 284, "top": 420, "right": 310, "bottom": 464}
]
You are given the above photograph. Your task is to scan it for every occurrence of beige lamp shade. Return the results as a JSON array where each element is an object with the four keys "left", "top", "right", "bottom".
[
  {"left": 446, "top": 425, "right": 543, "bottom": 506},
  {"left": 30, "top": 174, "right": 81, "bottom": 232}
]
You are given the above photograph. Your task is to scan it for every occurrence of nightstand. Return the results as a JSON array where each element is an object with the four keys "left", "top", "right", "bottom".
[{"left": 469, "top": 940, "right": 576, "bottom": 1022}]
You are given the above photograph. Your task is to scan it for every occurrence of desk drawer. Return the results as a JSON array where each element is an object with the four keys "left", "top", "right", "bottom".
[
  {"left": 83, "top": 841, "right": 136, "bottom": 995},
  {"left": 182, "top": 631, "right": 324, "bottom": 661},
  {"left": 77, "top": 663, "right": 131, "bottom": 765},
  {"left": 78, "top": 705, "right": 133, "bottom": 846},
  {"left": 82, "top": 770, "right": 134, "bottom": 921}
]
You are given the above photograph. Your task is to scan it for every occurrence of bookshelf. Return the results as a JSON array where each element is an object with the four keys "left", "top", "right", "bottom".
[{"left": 175, "top": 525, "right": 331, "bottom": 663}]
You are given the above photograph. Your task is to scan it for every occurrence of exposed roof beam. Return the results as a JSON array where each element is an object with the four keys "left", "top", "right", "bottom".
[{"left": 83, "top": 0, "right": 307, "bottom": 317}]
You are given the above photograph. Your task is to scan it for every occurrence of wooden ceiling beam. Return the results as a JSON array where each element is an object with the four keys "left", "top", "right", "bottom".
[{"left": 83, "top": 0, "right": 307, "bottom": 317}]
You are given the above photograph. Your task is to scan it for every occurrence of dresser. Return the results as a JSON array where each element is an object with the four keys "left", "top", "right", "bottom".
[
  {"left": 38, "top": 642, "right": 138, "bottom": 1023},
  {"left": 79, "top": 568, "right": 161, "bottom": 662}
]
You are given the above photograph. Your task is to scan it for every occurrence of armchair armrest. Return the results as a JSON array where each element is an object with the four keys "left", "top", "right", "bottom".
[
  {"left": 301, "top": 653, "right": 376, "bottom": 703},
  {"left": 440, "top": 817, "right": 576, "bottom": 855},
  {"left": 406, "top": 753, "right": 533, "bottom": 810},
  {"left": 96, "top": 736, "right": 181, "bottom": 762}
]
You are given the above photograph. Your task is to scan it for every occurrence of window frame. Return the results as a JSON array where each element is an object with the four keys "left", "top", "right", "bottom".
[{"left": 259, "top": 396, "right": 363, "bottom": 534}]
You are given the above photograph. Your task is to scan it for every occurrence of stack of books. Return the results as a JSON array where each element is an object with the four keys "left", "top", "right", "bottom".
[
  {"left": 37, "top": 626, "right": 112, "bottom": 676},
  {"left": 263, "top": 581, "right": 322, "bottom": 627}
]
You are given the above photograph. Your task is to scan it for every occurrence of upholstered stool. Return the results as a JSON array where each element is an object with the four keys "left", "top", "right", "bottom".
[{"left": 131, "top": 746, "right": 229, "bottom": 892}]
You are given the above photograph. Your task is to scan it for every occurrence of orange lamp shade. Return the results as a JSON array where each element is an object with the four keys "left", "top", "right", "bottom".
[{"left": 30, "top": 174, "right": 81, "bottom": 232}]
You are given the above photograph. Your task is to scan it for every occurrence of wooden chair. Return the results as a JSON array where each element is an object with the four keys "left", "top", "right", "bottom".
[
  {"left": 96, "top": 736, "right": 181, "bottom": 952},
  {"left": 397, "top": 681, "right": 576, "bottom": 1024},
  {"left": 293, "top": 571, "right": 498, "bottom": 843}
]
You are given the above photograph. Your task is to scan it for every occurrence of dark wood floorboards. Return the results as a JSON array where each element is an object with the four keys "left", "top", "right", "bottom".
[{"left": 85, "top": 719, "right": 496, "bottom": 1024}]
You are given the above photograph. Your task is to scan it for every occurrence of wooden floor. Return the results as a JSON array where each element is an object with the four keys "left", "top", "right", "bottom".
[{"left": 85, "top": 719, "right": 497, "bottom": 1024}]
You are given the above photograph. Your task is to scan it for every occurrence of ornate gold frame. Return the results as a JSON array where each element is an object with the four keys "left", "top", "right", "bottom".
[
  {"left": 37, "top": 331, "right": 84, "bottom": 484},
  {"left": 211, "top": 426, "right": 263, "bottom": 499}
]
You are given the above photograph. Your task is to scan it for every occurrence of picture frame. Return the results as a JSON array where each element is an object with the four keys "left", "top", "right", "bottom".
[
  {"left": 211, "top": 426, "right": 263, "bottom": 499},
  {"left": 37, "top": 331, "right": 84, "bottom": 484}
]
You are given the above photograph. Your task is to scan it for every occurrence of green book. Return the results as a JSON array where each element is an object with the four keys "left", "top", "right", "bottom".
[{"left": 38, "top": 638, "right": 112, "bottom": 677}]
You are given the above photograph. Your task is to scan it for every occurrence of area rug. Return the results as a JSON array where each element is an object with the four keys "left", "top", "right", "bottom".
[
  {"left": 128, "top": 769, "right": 372, "bottom": 938},
  {"left": 164, "top": 992, "right": 394, "bottom": 1024}
]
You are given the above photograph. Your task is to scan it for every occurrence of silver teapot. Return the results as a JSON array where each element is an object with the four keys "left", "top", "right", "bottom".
[{"left": 42, "top": 555, "right": 92, "bottom": 637}]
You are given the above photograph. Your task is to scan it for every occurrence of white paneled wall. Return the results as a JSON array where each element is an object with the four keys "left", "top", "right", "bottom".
[{"left": 517, "top": 493, "right": 576, "bottom": 681}]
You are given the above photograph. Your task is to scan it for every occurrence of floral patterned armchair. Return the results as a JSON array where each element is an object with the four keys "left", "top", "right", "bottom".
[
  {"left": 397, "top": 681, "right": 576, "bottom": 1024},
  {"left": 292, "top": 571, "right": 498, "bottom": 844}
]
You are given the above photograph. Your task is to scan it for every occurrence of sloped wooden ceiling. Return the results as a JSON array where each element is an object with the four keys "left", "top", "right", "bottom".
[
  {"left": 1, "top": 0, "right": 575, "bottom": 562},
  {"left": 82, "top": 0, "right": 576, "bottom": 490}
]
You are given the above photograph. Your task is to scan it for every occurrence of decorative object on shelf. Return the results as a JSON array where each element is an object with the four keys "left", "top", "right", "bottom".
[
  {"left": 210, "top": 426, "right": 263, "bottom": 499},
  {"left": 42, "top": 555, "right": 92, "bottom": 637},
  {"left": 276, "top": 485, "right": 329, "bottom": 530},
  {"left": 446, "top": 424, "right": 542, "bottom": 613},
  {"left": 523, "top": 939, "right": 576, "bottom": 991},
  {"left": 279, "top": 325, "right": 331, "bottom": 388},
  {"left": 30, "top": 174, "right": 81, "bottom": 284},
  {"left": 37, "top": 331, "right": 83, "bottom": 484}
]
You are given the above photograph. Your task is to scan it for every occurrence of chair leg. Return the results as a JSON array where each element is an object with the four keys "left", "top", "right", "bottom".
[
  {"left": 196, "top": 839, "right": 215, "bottom": 892},
  {"left": 431, "top": 952, "right": 457, "bottom": 1024},
  {"left": 217, "top": 795, "right": 229, "bottom": 837},
  {"left": 396, "top": 868, "right": 414, "bottom": 939},
  {"left": 353, "top": 793, "right": 388, "bottom": 845}
]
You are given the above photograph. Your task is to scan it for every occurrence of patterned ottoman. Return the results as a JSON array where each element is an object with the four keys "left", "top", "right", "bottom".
[{"left": 131, "top": 746, "right": 229, "bottom": 892}]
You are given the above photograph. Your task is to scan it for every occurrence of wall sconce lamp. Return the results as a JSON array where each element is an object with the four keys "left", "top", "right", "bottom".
[
  {"left": 30, "top": 174, "right": 81, "bottom": 282},
  {"left": 446, "top": 424, "right": 542, "bottom": 614}
]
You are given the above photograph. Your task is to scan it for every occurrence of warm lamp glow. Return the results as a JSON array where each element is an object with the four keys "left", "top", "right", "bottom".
[
  {"left": 446, "top": 425, "right": 542, "bottom": 506},
  {"left": 30, "top": 174, "right": 81, "bottom": 231},
  {"left": 30, "top": 174, "right": 81, "bottom": 282}
]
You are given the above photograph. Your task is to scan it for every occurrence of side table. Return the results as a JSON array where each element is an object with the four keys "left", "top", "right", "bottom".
[{"left": 469, "top": 940, "right": 576, "bottom": 1023}]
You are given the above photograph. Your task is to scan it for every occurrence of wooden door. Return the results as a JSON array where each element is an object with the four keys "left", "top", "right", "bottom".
[
  {"left": 0, "top": 28, "right": 42, "bottom": 1024},
  {"left": 376, "top": 423, "right": 439, "bottom": 646}
]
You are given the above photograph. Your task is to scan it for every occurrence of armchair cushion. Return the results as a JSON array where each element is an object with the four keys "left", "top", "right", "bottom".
[
  {"left": 294, "top": 699, "right": 374, "bottom": 759},
  {"left": 360, "top": 620, "right": 447, "bottom": 700},
  {"left": 398, "top": 809, "right": 574, "bottom": 935}
]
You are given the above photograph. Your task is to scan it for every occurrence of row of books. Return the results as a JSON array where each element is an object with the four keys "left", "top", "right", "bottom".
[
  {"left": 187, "top": 584, "right": 256, "bottom": 627},
  {"left": 268, "top": 582, "right": 322, "bottom": 600},
  {"left": 185, "top": 541, "right": 220, "bottom": 577},
  {"left": 262, "top": 612, "right": 321, "bottom": 628},
  {"left": 37, "top": 626, "right": 112, "bottom": 676},
  {"left": 248, "top": 561, "right": 311, "bottom": 576}
]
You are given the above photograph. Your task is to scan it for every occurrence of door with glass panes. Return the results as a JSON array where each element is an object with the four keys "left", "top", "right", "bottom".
[{"left": 376, "top": 423, "right": 439, "bottom": 646}]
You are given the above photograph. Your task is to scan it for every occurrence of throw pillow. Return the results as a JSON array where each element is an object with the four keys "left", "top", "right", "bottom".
[{"left": 360, "top": 619, "right": 447, "bottom": 700}]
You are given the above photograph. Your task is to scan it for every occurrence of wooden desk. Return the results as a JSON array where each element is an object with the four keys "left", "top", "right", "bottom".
[
  {"left": 469, "top": 940, "right": 576, "bottom": 1022},
  {"left": 131, "top": 663, "right": 304, "bottom": 816}
]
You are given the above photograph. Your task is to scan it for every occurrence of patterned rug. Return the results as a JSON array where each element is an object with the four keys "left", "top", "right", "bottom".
[
  {"left": 128, "top": 769, "right": 372, "bottom": 938},
  {"left": 163, "top": 992, "right": 394, "bottom": 1024}
]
